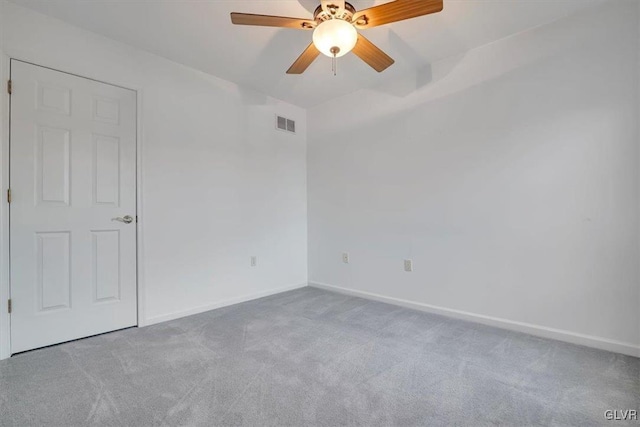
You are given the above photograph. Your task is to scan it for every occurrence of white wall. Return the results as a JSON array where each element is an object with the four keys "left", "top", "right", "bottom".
[
  {"left": 0, "top": 1, "right": 308, "bottom": 358},
  {"left": 308, "top": 1, "right": 640, "bottom": 356}
]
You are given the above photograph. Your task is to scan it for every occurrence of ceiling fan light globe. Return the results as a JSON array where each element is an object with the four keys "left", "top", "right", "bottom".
[{"left": 312, "top": 19, "right": 357, "bottom": 58}]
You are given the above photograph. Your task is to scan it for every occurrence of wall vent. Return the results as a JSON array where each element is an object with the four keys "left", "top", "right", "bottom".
[{"left": 276, "top": 115, "right": 296, "bottom": 134}]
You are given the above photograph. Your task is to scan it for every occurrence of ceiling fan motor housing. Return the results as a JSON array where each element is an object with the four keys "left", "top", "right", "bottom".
[{"left": 314, "top": 2, "right": 356, "bottom": 23}]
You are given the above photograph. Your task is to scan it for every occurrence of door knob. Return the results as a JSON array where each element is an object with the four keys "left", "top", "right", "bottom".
[{"left": 112, "top": 215, "right": 134, "bottom": 224}]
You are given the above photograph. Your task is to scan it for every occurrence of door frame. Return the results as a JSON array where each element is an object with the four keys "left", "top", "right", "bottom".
[{"left": 0, "top": 56, "right": 147, "bottom": 359}]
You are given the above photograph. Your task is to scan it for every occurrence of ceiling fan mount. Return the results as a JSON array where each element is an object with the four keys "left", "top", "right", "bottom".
[{"left": 230, "top": 0, "right": 444, "bottom": 75}]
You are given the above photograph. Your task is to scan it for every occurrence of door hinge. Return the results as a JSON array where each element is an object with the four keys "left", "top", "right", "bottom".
[
  {"left": 7, "top": 189, "right": 11, "bottom": 204},
  {"left": 7, "top": 299, "right": 11, "bottom": 314},
  {"left": 7, "top": 80, "right": 12, "bottom": 95}
]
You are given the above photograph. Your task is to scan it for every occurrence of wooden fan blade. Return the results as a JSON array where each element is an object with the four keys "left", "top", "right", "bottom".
[
  {"left": 230, "top": 13, "right": 315, "bottom": 30},
  {"left": 352, "top": 34, "right": 395, "bottom": 72},
  {"left": 353, "top": 0, "right": 443, "bottom": 29},
  {"left": 287, "top": 43, "right": 321, "bottom": 74}
]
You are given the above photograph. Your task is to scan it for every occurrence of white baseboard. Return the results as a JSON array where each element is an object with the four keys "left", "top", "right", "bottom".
[
  {"left": 144, "top": 283, "right": 308, "bottom": 326},
  {"left": 309, "top": 282, "right": 640, "bottom": 358}
]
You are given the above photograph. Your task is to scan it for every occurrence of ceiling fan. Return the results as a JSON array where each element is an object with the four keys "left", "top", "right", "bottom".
[{"left": 230, "top": 0, "right": 444, "bottom": 75}]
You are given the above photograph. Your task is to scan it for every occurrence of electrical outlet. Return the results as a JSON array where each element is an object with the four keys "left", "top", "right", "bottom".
[
  {"left": 342, "top": 252, "right": 349, "bottom": 264},
  {"left": 404, "top": 259, "right": 413, "bottom": 272},
  {"left": 251, "top": 256, "right": 257, "bottom": 267}
]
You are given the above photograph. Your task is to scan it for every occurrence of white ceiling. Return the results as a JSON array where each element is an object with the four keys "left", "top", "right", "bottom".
[{"left": 10, "top": 0, "right": 607, "bottom": 107}]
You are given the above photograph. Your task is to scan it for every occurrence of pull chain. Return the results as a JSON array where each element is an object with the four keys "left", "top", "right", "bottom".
[{"left": 330, "top": 46, "right": 340, "bottom": 76}]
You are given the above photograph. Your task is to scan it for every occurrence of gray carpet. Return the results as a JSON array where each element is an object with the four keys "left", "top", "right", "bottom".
[{"left": 0, "top": 287, "right": 638, "bottom": 426}]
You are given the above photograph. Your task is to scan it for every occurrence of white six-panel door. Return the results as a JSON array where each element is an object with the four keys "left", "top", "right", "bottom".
[{"left": 10, "top": 60, "right": 137, "bottom": 353}]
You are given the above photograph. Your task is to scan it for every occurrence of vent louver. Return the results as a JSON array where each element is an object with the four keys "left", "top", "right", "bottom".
[{"left": 276, "top": 115, "right": 296, "bottom": 134}]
